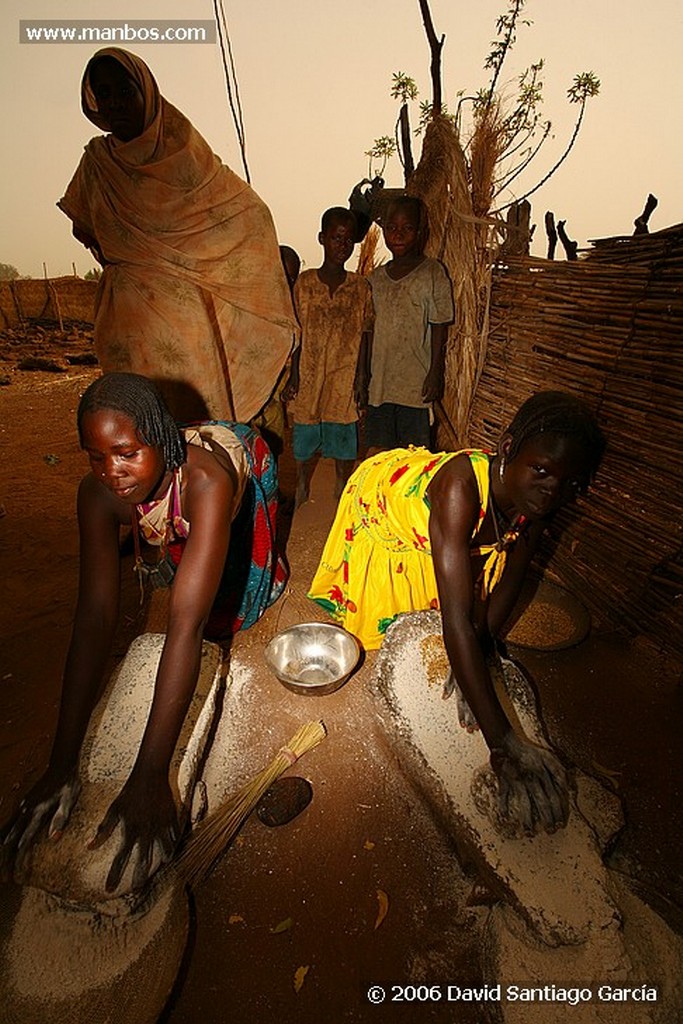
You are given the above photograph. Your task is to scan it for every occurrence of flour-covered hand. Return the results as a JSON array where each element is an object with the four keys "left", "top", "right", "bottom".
[
  {"left": 89, "top": 770, "right": 180, "bottom": 893},
  {"left": 490, "top": 731, "right": 569, "bottom": 834},
  {"left": 0, "top": 767, "right": 81, "bottom": 875}
]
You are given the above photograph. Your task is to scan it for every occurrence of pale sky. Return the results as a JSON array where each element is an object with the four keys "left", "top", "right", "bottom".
[{"left": 2, "top": 0, "right": 681, "bottom": 278}]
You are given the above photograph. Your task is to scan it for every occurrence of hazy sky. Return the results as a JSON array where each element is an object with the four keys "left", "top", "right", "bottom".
[{"left": 2, "top": 0, "right": 681, "bottom": 277}]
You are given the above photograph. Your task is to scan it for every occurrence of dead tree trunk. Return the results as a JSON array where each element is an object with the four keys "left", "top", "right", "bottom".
[
  {"left": 500, "top": 200, "right": 533, "bottom": 258},
  {"left": 633, "top": 193, "right": 658, "bottom": 235},
  {"left": 557, "top": 219, "right": 578, "bottom": 260},
  {"left": 545, "top": 211, "right": 558, "bottom": 260}
]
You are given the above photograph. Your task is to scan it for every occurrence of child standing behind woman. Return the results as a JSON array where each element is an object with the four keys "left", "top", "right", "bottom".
[
  {"left": 366, "top": 195, "right": 454, "bottom": 451},
  {"left": 284, "top": 208, "right": 374, "bottom": 506}
]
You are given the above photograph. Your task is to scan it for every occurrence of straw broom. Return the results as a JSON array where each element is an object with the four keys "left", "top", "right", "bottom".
[{"left": 176, "top": 719, "right": 327, "bottom": 889}]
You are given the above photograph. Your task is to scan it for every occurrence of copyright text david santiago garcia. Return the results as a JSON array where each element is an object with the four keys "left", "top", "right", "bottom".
[{"left": 365, "top": 982, "right": 659, "bottom": 1006}]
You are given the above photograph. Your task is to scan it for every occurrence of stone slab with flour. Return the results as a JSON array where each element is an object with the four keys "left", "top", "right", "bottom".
[
  {"left": 13, "top": 632, "right": 225, "bottom": 905},
  {"left": 371, "top": 611, "right": 683, "bottom": 1023},
  {"left": 1, "top": 633, "right": 226, "bottom": 1024}
]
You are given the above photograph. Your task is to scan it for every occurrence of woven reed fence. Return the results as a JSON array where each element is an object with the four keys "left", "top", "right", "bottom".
[
  {"left": 0, "top": 277, "right": 97, "bottom": 328},
  {"left": 462, "top": 223, "right": 683, "bottom": 661}
]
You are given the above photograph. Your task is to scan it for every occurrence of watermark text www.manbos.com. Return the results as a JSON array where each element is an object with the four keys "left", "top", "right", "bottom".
[{"left": 20, "top": 21, "right": 216, "bottom": 45}]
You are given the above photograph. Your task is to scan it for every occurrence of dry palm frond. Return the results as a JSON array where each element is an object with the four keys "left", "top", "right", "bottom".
[{"left": 176, "top": 720, "right": 327, "bottom": 888}]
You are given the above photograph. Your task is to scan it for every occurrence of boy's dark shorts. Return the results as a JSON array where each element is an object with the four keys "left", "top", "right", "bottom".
[
  {"left": 365, "top": 403, "right": 431, "bottom": 450},
  {"left": 292, "top": 421, "right": 358, "bottom": 461}
]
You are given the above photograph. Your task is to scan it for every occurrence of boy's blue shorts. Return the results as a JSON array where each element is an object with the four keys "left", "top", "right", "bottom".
[{"left": 292, "top": 421, "right": 358, "bottom": 461}]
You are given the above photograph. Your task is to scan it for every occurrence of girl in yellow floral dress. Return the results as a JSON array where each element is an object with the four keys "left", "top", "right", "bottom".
[{"left": 309, "top": 391, "right": 605, "bottom": 836}]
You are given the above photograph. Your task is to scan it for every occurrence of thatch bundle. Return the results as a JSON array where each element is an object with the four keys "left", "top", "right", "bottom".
[
  {"left": 407, "top": 113, "right": 502, "bottom": 444},
  {"left": 469, "top": 100, "right": 508, "bottom": 220},
  {"left": 356, "top": 222, "right": 382, "bottom": 277}
]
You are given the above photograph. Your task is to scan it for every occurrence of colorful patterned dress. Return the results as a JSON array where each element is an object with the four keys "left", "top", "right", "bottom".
[
  {"left": 135, "top": 422, "right": 286, "bottom": 639},
  {"left": 308, "top": 446, "right": 524, "bottom": 649}
]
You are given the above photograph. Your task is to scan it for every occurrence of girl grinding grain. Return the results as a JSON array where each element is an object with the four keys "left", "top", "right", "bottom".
[
  {"left": 309, "top": 391, "right": 606, "bottom": 834},
  {"left": 2, "top": 374, "right": 286, "bottom": 893}
]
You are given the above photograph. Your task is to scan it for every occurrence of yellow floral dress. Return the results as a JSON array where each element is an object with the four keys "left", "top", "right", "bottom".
[{"left": 308, "top": 446, "right": 523, "bottom": 649}]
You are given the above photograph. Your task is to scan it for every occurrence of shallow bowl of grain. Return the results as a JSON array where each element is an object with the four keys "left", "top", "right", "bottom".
[
  {"left": 264, "top": 622, "right": 361, "bottom": 696},
  {"left": 506, "top": 579, "right": 591, "bottom": 651}
]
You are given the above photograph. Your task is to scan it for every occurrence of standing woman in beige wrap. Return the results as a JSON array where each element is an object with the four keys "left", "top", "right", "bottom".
[{"left": 59, "top": 47, "right": 297, "bottom": 422}]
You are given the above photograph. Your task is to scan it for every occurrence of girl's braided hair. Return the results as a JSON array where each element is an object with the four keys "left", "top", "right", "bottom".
[
  {"left": 504, "top": 391, "right": 606, "bottom": 486},
  {"left": 77, "top": 372, "right": 186, "bottom": 470}
]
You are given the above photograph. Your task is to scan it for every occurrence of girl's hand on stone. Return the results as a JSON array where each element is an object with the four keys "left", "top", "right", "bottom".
[
  {"left": 89, "top": 770, "right": 181, "bottom": 893},
  {"left": 490, "top": 731, "right": 569, "bottom": 834},
  {"left": 0, "top": 767, "right": 81, "bottom": 875}
]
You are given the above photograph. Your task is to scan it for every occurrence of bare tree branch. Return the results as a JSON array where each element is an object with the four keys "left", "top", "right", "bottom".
[
  {"left": 399, "top": 105, "right": 415, "bottom": 182},
  {"left": 494, "top": 96, "right": 588, "bottom": 215},
  {"left": 493, "top": 121, "right": 552, "bottom": 197},
  {"left": 417, "top": 0, "right": 445, "bottom": 115}
]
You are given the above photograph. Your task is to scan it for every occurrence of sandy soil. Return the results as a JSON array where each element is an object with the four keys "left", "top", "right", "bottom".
[{"left": 0, "top": 337, "right": 681, "bottom": 1022}]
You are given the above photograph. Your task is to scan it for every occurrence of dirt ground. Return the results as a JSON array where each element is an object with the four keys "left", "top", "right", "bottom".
[{"left": 0, "top": 335, "right": 681, "bottom": 1023}]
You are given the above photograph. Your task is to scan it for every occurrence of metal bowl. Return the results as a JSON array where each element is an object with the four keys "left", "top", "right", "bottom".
[{"left": 264, "top": 622, "right": 361, "bottom": 696}]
